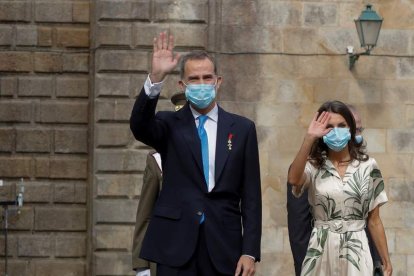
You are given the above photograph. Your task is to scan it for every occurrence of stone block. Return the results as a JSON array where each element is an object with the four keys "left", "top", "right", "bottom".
[
  {"left": 8, "top": 207, "right": 34, "bottom": 230},
  {"left": 95, "top": 124, "right": 132, "bottom": 147},
  {"left": 383, "top": 80, "right": 414, "bottom": 104},
  {"left": 96, "top": 23, "right": 132, "bottom": 47},
  {"left": 255, "top": 103, "right": 300, "bottom": 127},
  {"left": 95, "top": 74, "right": 130, "bottom": 97},
  {"left": 36, "top": 101, "right": 88, "bottom": 123},
  {"left": 0, "top": 1, "right": 31, "bottom": 22},
  {"left": 35, "top": 206, "right": 86, "bottom": 231},
  {"left": 0, "top": 235, "right": 17, "bottom": 256},
  {"left": 56, "top": 27, "right": 89, "bottom": 48},
  {"left": 35, "top": 2, "right": 72, "bottom": 23},
  {"left": 154, "top": 0, "right": 208, "bottom": 22},
  {"left": 376, "top": 30, "right": 410, "bottom": 55},
  {"left": 37, "top": 26, "right": 52, "bottom": 46},
  {"left": 63, "top": 53, "right": 89, "bottom": 72},
  {"left": 262, "top": 186, "right": 287, "bottom": 229},
  {"left": 373, "top": 153, "right": 412, "bottom": 179},
  {"left": 95, "top": 199, "right": 137, "bottom": 223},
  {"left": 94, "top": 252, "right": 132, "bottom": 275},
  {"left": 407, "top": 105, "right": 414, "bottom": 128},
  {"left": 34, "top": 52, "right": 62, "bottom": 72},
  {"left": 0, "top": 261, "right": 29, "bottom": 276},
  {"left": 55, "top": 234, "right": 86, "bottom": 257},
  {"left": 0, "top": 76, "right": 17, "bottom": 96},
  {"left": 18, "top": 235, "right": 51, "bottom": 257},
  {"left": 364, "top": 129, "right": 386, "bottom": 153},
  {"left": 379, "top": 1, "right": 414, "bottom": 29},
  {"left": 34, "top": 157, "right": 88, "bottom": 179},
  {"left": 387, "top": 129, "right": 414, "bottom": 153},
  {"left": 354, "top": 56, "right": 397, "bottom": 80},
  {"left": 133, "top": 23, "right": 207, "bottom": 48},
  {"left": 282, "top": 27, "right": 319, "bottom": 54},
  {"left": 304, "top": 3, "right": 337, "bottom": 27},
  {"left": 94, "top": 149, "right": 147, "bottom": 173},
  {"left": 95, "top": 174, "right": 143, "bottom": 197},
  {"left": 97, "top": 0, "right": 150, "bottom": 20},
  {"left": 56, "top": 76, "right": 89, "bottom": 98},
  {"left": 0, "top": 52, "right": 32, "bottom": 72},
  {"left": 54, "top": 128, "right": 88, "bottom": 153},
  {"left": 221, "top": 0, "right": 301, "bottom": 26},
  {"left": 53, "top": 181, "right": 85, "bottom": 203},
  {"left": 220, "top": 25, "right": 282, "bottom": 53},
  {"left": 16, "top": 128, "right": 52, "bottom": 153},
  {"left": 16, "top": 25, "right": 37, "bottom": 46},
  {"left": 96, "top": 50, "right": 148, "bottom": 72},
  {"left": 395, "top": 228, "right": 414, "bottom": 254},
  {"left": 318, "top": 28, "right": 355, "bottom": 54},
  {"left": 33, "top": 260, "right": 85, "bottom": 276},
  {"left": 95, "top": 99, "right": 133, "bottom": 122},
  {"left": 0, "top": 157, "right": 32, "bottom": 178},
  {"left": 256, "top": 252, "right": 295, "bottom": 276},
  {"left": 365, "top": 104, "right": 405, "bottom": 128},
  {"left": 22, "top": 181, "right": 51, "bottom": 203},
  {"left": 95, "top": 225, "right": 134, "bottom": 250},
  {"left": 388, "top": 177, "right": 414, "bottom": 202},
  {"left": 0, "top": 25, "right": 13, "bottom": 45},
  {"left": 261, "top": 226, "right": 284, "bottom": 254},
  {"left": 0, "top": 128, "right": 14, "bottom": 152},
  {"left": 75, "top": 182, "right": 87, "bottom": 203},
  {"left": 397, "top": 58, "right": 414, "bottom": 79},
  {"left": 73, "top": 2, "right": 89, "bottom": 23},
  {"left": 18, "top": 76, "right": 53, "bottom": 97}
]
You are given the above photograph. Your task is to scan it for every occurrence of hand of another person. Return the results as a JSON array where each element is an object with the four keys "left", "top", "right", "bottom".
[
  {"left": 307, "top": 111, "right": 331, "bottom": 139},
  {"left": 150, "top": 32, "right": 180, "bottom": 83},
  {"left": 234, "top": 255, "right": 255, "bottom": 276},
  {"left": 382, "top": 263, "right": 392, "bottom": 276}
]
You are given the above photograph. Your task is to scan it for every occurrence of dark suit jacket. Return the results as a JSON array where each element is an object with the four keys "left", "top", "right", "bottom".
[
  {"left": 287, "top": 183, "right": 312, "bottom": 276},
  {"left": 130, "top": 88, "right": 262, "bottom": 275},
  {"left": 132, "top": 151, "right": 162, "bottom": 275}
]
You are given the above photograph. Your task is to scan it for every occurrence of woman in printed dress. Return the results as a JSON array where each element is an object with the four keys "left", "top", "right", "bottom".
[{"left": 288, "top": 101, "right": 392, "bottom": 276}]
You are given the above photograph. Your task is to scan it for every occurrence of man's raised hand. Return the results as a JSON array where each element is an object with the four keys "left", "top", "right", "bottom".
[{"left": 150, "top": 32, "right": 180, "bottom": 83}]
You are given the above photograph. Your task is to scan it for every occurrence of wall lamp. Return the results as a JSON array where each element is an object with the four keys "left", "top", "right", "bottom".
[{"left": 347, "top": 4, "right": 383, "bottom": 70}]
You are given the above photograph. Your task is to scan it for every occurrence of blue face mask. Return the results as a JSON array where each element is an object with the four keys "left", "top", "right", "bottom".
[
  {"left": 323, "top": 127, "right": 351, "bottom": 152},
  {"left": 184, "top": 83, "right": 216, "bottom": 109},
  {"left": 355, "top": 135, "right": 363, "bottom": 144}
]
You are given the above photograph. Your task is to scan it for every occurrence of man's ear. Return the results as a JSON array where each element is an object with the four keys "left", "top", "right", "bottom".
[
  {"left": 216, "top": 76, "right": 223, "bottom": 89},
  {"left": 178, "top": 80, "right": 185, "bottom": 91}
]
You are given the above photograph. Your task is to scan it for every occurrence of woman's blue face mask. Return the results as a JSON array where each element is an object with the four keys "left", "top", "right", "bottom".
[{"left": 323, "top": 127, "right": 351, "bottom": 152}]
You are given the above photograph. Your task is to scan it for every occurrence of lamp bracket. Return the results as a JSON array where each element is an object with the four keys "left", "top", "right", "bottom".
[{"left": 348, "top": 48, "right": 371, "bottom": 70}]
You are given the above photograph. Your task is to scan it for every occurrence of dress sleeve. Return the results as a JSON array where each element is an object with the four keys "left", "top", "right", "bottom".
[
  {"left": 292, "top": 161, "right": 314, "bottom": 198},
  {"left": 369, "top": 158, "right": 388, "bottom": 211}
]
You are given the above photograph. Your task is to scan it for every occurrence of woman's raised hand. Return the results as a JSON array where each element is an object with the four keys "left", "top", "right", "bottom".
[
  {"left": 307, "top": 111, "right": 332, "bottom": 139},
  {"left": 150, "top": 32, "right": 180, "bottom": 83}
]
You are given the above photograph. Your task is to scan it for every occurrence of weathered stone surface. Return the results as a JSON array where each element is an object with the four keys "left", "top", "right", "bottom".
[
  {"left": 54, "top": 128, "right": 88, "bottom": 153},
  {"left": 154, "top": 0, "right": 208, "bottom": 22},
  {"left": 0, "top": 128, "right": 14, "bottom": 152},
  {"left": 0, "top": 1, "right": 31, "bottom": 22},
  {"left": 95, "top": 124, "right": 132, "bottom": 147},
  {"left": 95, "top": 149, "right": 147, "bottom": 172},
  {"left": 96, "top": 174, "right": 142, "bottom": 197},
  {"left": 16, "top": 25, "right": 37, "bottom": 46},
  {"left": 56, "top": 76, "right": 89, "bottom": 98},
  {"left": 95, "top": 74, "right": 130, "bottom": 97},
  {"left": 34, "top": 52, "right": 62, "bottom": 72},
  {"left": 95, "top": 99, "right": 133, "bottom": 122},
  {"left": 387, "top": 178, "right": 414, "bottom": 202},
  {"left": 16, "top": 128, "right": 52, "bottom": 153},
  {"left": 18, "top": 76, "right": 53, "bottom": 97},
  {"left": 37, "top": 26, "right": 52, "bottom": 46},
  {"left": 0, "top": 25, "right": 13, "bottom": 45},
  {"left": 54, "top": 181, "right": 84, "bottom": 203},
  {"left": 63, "top": 53, "right": 89, "bottom": 72},
  {"left": 22, "top": 181, "right": 51, "bottom": 203},
  {"left": 364, "top": 129, "right": 386, "bottom": 153},
  {"left": 94, "top": 252, "right": 133, "bottom": 275},
  {"left": 0, "top": 76, "right": 17, "bottom": 96},
  {"left": 95, "top": 199, "right": 137, "bottom": 223},
  {"left": 18, "top": 235, "right": 52, "bottom": 257},
  {"left": 55, "top": 234, "right": 86, "bottom": 257},
  {"left": 95, "top": 225, "right": 134, "bottom": 250},
  {"left": 56, "top": 27, "right": 89, "bottom": 48},
  {"left": 97, "top": 0, "right": 150, "bottom": 20},
  {"left": 96, "top": 23, "right": 132, "bottom": 47},
  {"left": 397, "top": 58, "right": 414, "bottom": 79},
  {"left": 73, "top": 2, "right": 90, "bottom": 23},
  {"left": 0, "top": 52, "right": 32, "bottom": 72},
  {"left": 35, "top": 206, "right": 86, "bottom": 231},
  {"left": 35, "top": 157, "right": 88, "bottom": 179},
  {"left": 0, "top": 157, "right": 32, "bottom": 178},
  {"left": 96, "top": 50, "right": 148, "bottom": 72},
  {"left": 36, "top": 101, "right": 88, "bottom": 124},
  {"left": 35, "top": 2, "right": 72, "bottom": 23},
  {"left": 33, "top": 260, "right": 86, "bottom": 276},
  {"left": 304, "top": 3, "right": 337, "bottom": 26}
]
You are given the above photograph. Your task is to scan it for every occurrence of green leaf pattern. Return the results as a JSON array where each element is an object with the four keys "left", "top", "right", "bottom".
[{"left": 301, "top": 159, "right": 387, "bottom": 275}]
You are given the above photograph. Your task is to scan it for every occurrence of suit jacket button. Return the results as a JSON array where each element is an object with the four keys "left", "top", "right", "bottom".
[{"left": 196, "top": 211, "right": 202, "bottom": 216}]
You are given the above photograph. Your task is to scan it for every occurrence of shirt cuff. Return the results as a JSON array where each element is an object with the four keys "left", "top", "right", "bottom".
[
  {"left": 243, "top": 254, "right": 256, "bottom": 261},
  {"left": 144, "top": 74, "right": 163, "bottom": 98}
]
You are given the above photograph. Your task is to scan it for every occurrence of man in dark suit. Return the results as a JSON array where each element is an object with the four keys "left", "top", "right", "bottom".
[
  {"left": 130, "top": 32, "right": 262, "bottom": 276},
  {"left": 132, "top": 92, "right": 187, "bottom": 276},
  {"left": 287, "top": 105, "right": 381, "bottom": 276}
]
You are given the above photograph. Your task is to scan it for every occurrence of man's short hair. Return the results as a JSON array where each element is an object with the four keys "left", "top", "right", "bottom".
[{"left": 179, "top": 51, "right": 218, "bottom": 79}]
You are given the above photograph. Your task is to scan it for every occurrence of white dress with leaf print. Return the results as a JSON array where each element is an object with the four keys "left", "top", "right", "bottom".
[{"left": 294, "top": 157, "right": 387, "bottom": 276}]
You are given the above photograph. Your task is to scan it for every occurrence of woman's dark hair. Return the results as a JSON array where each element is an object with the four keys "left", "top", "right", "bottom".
[{"left": 309, "top": 100, "right": 369, "bottom": 168}]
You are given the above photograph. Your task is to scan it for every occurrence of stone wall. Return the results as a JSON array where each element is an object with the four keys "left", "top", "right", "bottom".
[
  {"left": 0, "top": 0, "right": 89, "bottom": 274},
  {"left": 1, "top": 0, "right": 413, "bottom": 275}
]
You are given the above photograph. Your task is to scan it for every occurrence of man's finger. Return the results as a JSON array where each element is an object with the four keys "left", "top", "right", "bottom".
[{"left": 234, "top": 262, "right": 242, "bottom": 276}]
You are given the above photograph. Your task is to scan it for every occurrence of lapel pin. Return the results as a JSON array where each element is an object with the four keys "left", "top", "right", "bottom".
[{"left": 227, "top": 133, "right": 233, "bottom": 151}]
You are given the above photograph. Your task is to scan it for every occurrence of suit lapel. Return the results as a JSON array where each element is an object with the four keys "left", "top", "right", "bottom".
[
  {"left": 215, "top": 106, "right": 234, "bottom": 183},
  {"left": 175, "top": 105, "right": 204, "bottom": 177}
]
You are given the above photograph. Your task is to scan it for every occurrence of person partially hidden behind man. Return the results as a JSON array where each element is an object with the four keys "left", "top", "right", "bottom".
[
  {"left": 130, "top": 32, "right": 262, "bottom": 276},
  {"left": 286, "top": 104, "right": 383, "bottom": 276},
  {"left": 132, "top": 92, "right": 187, "bottom": 276}
]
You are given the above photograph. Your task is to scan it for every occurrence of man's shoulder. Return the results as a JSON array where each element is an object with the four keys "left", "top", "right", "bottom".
[{"left": 220, "top": 107, "right": 255, "bottom": 126}]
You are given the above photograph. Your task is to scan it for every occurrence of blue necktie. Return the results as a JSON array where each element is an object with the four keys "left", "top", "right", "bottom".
[
  {"left": 198, "top": 115, "right": 209, "bottom": 188},
  {"left": 198, "top": 115, "right": 209, "bottom": 223}
]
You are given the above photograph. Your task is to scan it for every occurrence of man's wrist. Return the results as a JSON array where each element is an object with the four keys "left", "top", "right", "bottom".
[
  {"left": 242, "top": 254, "right": 256, "bottom": 262},
  {"left": 149, "top": 73, "right": 165, "bottom": 83}
]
